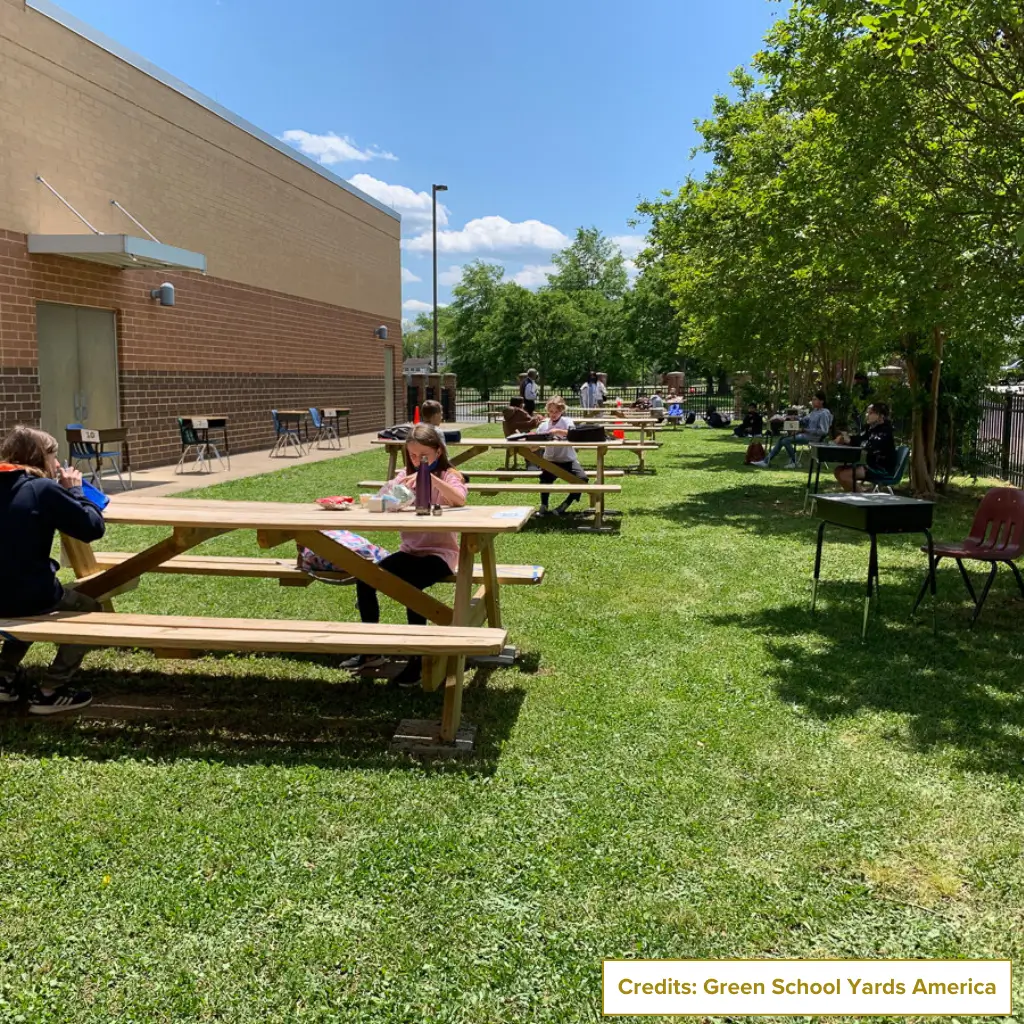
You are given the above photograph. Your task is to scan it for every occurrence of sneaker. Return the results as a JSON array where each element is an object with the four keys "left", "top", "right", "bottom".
[
  {"left": 535, "top": 506, "right": 551, "bottom": 517},
  {"left": 390, "top": 658, "right": 423, "bottom": 689},
  {"left": 750, "top": 459, "right": 771, "bottom": 469},
  {"left": 340, "top": 654, "right": 387, "bottom": 671},
  {"left": 0, "top": 674, "right": 19, "bottom": 704},
  {"left": 785, "top": 459, "right": 800, "bottom": 470},
  {"left": 28, "top": 684, "right": 92, "bottom": 715}
]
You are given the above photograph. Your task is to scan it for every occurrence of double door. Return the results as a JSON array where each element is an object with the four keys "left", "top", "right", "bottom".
[{"left": 36, "top": 302, "right": 120, "bottom": 455}]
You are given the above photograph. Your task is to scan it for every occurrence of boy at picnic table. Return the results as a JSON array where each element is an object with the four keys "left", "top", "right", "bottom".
[
  {"left": 501, "top": 395, "right": 541, "bottom": 435},
  {"left": 535, "top": 396, "right": 589, "bottom": 517},
  {"left": 0, "top": 426, "right": 105, "bottom": 713},
  {"left": 833, "top": 402, "right": 897, "bottom": 492},
  {"left": 341, "top": 424, "right": 468, "bottom": 687},
  {"left": 751, "top": 391, "right": 833, "bottom": 469}
]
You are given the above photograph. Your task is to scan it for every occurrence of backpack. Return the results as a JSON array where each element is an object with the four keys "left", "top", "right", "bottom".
[
  {"left": 378, "top": 425, "right": 411, "bottom": 441},
  {"left": 685, "top": 411, "right": 697, "bottom": 425},
  {"left": 744, "top": 441, "right": 766, "bottom": 464},
  {"left": 567, "top": 425, "right": 607, "bottom": 443}
]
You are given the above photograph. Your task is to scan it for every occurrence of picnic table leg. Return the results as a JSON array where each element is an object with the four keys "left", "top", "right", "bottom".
[
  {"left": 449, "top": 445, "right": 488, "bottom": 468},
  {"left": 478, "top": 536, "right": 501, "bottom": 628},
  {"left": 70, "top": 527, "right": 229, "bottom": 602},
  {"left": 387, "top": 446, "right": 397, "bottom": 479}
]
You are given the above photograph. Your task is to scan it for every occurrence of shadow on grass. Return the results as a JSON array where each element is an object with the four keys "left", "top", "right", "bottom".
[
  {"left": 629, "top": 480, "right": 819, "bottom": 537},
  {"left": 0, "top": 663, "right": 527, "bottom": 774},
  {"left": 709, "top": 588, "right": 1024, "bottom": 777}
]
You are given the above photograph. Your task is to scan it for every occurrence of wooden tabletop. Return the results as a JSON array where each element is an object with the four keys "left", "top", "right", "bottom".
[
  {"left": 181, "top": 415, "right": 228, "bottom": 421},
  {"left": 372, "top": 437, "right": 624, "bottom": 450},
  {"left": 104, "top": 495, "right": 533, "bottom": 533},
  {"left": 275, "top": 409, "right": 311, "bottom": 417}
]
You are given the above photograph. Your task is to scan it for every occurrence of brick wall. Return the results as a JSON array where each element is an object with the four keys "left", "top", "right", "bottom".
[
  {"left": 1, "top": 0, "right": 401, "bottom": 316},
  {"left": 0, "top": 231, "right": 403, "bottom": 467}
]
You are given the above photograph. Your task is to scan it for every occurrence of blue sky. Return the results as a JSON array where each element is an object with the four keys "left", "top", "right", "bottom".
[{"left": 54, "top": 0, "right": 783, "bottom": 321}]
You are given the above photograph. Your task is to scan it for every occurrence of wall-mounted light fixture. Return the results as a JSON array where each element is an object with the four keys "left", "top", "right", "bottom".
[
  {"left": 150, "top": 282, "right": 175, "bottom": 306},
  {"left": 374, "top": 325, "right": 388, "bottom": 340}
]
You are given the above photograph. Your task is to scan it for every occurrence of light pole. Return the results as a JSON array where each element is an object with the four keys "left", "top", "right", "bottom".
[{"left": 432, "top": 184, "right": 448, "bottom": 373}]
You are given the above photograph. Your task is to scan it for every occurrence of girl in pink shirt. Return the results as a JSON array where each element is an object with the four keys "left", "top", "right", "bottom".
[{"left": 344, "top": 425, "right": 467, "bottom": 686}]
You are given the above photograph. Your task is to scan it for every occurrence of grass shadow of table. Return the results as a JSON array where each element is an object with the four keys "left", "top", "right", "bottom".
[
  {"left": 0, "top": 663, "right": 527, "bottom": 774},
  {"left": 708, "top": 591, "right": 1024, "bottom": 777}
]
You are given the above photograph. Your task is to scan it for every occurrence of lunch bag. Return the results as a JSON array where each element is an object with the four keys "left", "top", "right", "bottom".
[
  {"left": 567, "top": 425, "right": 608, "bottom": 443},
  {"left": 296, "top": 530, "right": 391, "bottom": 583},
  {"left": 744, "top": 441, "right": 766, "bottom": 464}
]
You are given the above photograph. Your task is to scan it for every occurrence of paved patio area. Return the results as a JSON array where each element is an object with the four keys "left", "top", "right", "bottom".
[{"left": 110, "top": 424, "right": 473, "bottom": 499}]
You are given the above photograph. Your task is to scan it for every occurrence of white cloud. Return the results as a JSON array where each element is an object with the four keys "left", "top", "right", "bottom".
[
  {"left": 404, "top": 216, "right": 569, "bottom": 254},
  {"left": 401, "top": 267, "right": 421, "bottom": 284},
  {"left": 512, "top": 264, "right": 555, "bottom": 289},
  {"left": 403, "top": 298, "right": 446, "bottom": 313},
  {"left": 281, "top": 130, "right": 397, "bottom": 164},
  {"left": 624, "top": 258, "right": 639, "bottom": 281},
  {"left": 612, "top": 234, "right": 646, "bottom": 258},
  {"left": 347, "top": 174, "right": 448, "bottom": 229},
  {"left": 437, "top": 264, "right": 464, "bottom": 287}
]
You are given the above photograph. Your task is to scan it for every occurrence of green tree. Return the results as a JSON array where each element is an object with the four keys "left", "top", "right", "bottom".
[
  {"left": 445, "top": 261, "right": 512, "bottom": 393},
  {"left": 548, "top": 227, "right": 629, "bottom": 300}
]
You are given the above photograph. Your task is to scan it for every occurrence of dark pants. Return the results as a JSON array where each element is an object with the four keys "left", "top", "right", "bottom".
[
  {"left": 356, "top": 551, "right": 452, "bottom": 626},
  {"left": 540, "top": 459, "right": 588, "bottom": 508},
  {"left": 524, "top": 399, "right": 536, "bottom": 415},
  {"left": 0, "top": 587, "right": 103, "bottom": 683}
]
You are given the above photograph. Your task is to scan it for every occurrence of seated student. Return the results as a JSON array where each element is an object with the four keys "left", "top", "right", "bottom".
[
  {"left": 734, "top": 403, "right": 764, "bottom": 437},
  {"left": 501, "top": 395, "right": 541, "bottom": 436},
  {"left": 704, "top": 405, "right": 732, "bottom": 429},
  {"left": 0, "top": 426, "right": 106, "bottom": 713},
  {"left": 752, "top": 392, "right": 833, "bottom": 469},
  {"left": 648, "top": 391, "right": 666, "bottom": 421},
  {"left": 419, "top": 398, "right": 447, "bottom": 450},
  {"left": 342, "top": 425, "right": 467, "bottom": 686},
  {"left": 833, "top": 402, "right": 897, "bottom": 492},
  {"left": 535, "top": 397, "right": 588, "bottom": 516},
  {"left": 420, "top": 399, "right": 443, "bottom": 429}
]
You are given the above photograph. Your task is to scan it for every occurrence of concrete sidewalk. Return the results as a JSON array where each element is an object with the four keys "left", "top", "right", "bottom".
[{"left": 110, "top": 424, "right": 474, "bottom": 499}]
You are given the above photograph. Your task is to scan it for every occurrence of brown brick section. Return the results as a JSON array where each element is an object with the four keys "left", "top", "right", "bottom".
[{"left": 0, "top": 231, "right": 403, "bottom": 467}]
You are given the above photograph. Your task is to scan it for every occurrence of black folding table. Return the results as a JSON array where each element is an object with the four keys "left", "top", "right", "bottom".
[{"left": 811, "top": 494, "right": 936, "bottom": 639}]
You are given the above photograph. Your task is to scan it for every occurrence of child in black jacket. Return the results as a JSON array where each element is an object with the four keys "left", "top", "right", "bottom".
[
  {"left": 0, "top": 426, "right": 106, "bottom": 713},
  {"left": 834, "top": 403, "right": 898, "bottom": 492}
]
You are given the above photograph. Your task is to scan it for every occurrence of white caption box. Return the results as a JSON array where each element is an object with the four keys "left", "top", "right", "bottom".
[
  {"left": 324, "top": 409, "right": 337, "bottom": 418},
  {"left": 80, "top": 429, "right": 101, "bottom": 443},
  {"left": 191, "top": 418, "right": 208, "bottom": 429},
  {"left": 602, "top": 960, "right": 1011, "bottom": 1017}
]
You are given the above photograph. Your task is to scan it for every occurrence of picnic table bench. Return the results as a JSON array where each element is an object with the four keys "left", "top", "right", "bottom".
[
  {"left": 54, "top": 495, "right": 535, "bottom": 743},
  {"left": 358, "top": 480, "right": 623, "bottom": 530}
]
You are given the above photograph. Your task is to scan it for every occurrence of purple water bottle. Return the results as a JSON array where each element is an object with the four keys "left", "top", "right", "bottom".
[{"left": 415, "top": 460, "right": 431, "bottom": 515}]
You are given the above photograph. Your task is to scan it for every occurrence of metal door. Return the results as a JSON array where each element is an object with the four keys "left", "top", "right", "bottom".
[{"left": 36, "top": 302, "right": 118, "bottom": 455}]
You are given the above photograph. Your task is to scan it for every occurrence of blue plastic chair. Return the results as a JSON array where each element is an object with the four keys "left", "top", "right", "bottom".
[
  {"left": 870, "top": 445, "right": 911, "bottom": 494},
  {"left": 309, "top": 406, "right": 340, "bottom": 450},
  {"left": 270, "top": 410, "right": 305, "bottom": 457},
  {"left": 65, "top": 424, "right": 128, "bottom": 492}
]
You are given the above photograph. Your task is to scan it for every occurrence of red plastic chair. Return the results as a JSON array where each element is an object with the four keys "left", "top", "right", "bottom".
[{"left": 913, "top": 487, "right": 1024, "bottom": 624}]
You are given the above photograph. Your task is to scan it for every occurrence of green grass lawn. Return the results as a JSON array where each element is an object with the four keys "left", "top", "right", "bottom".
[{"left": 1, "top": 428, "right": 1022, "bottom": 1023}]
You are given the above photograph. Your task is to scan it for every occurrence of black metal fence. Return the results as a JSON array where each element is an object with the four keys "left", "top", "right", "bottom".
[
  {"left": 455, "top": 384, "right": 732, "bottom": 422},
  {"left": 964, "top": 391, "right": 1024, "bottom": 487}
]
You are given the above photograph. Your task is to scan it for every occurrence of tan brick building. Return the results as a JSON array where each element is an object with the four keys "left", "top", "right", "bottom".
[{"left": 0, "top": 0, "right": 402, "bottom": 467}]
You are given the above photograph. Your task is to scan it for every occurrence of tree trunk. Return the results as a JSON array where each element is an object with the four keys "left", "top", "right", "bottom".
[{"left": 903, "top": 327, "right": 944, "bottom": 499}]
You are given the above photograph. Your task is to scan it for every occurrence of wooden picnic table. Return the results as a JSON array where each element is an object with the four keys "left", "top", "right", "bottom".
[{"left": 61, "top": 496, "right": 533, "bottom": 735}]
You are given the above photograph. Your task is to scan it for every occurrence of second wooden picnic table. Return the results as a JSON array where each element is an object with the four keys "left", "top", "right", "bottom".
[{"left": 374, "top": 436, "right": 635, "bottom": 481}]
